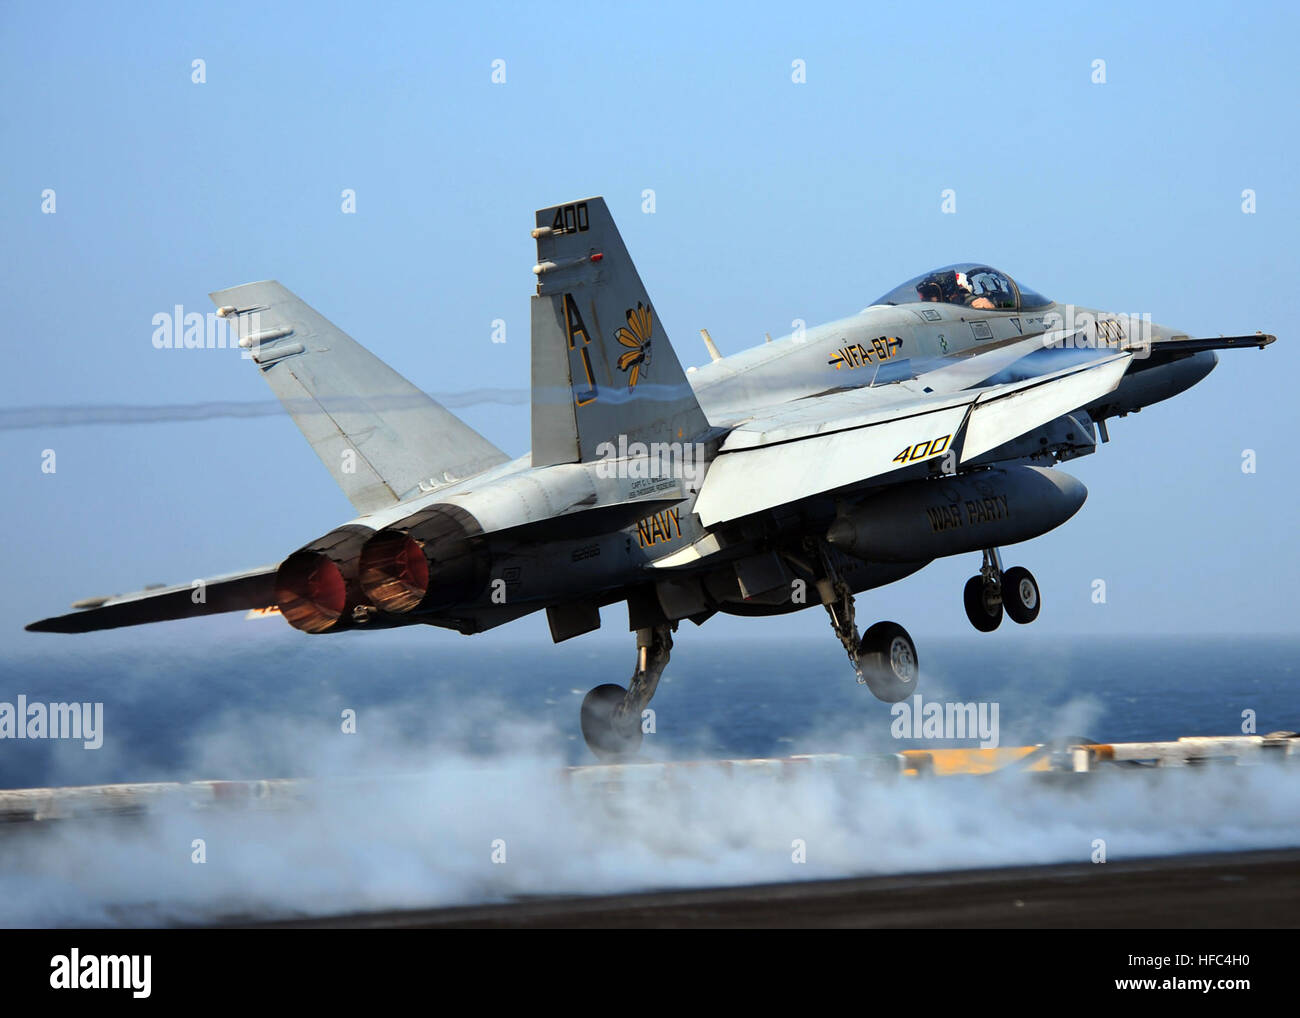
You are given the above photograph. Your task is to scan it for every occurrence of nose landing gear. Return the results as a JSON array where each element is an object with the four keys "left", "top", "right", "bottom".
[
  {"left": 964, "top": 548, "right": 1040, "bottom": 631},
  {"left": 1002, "top": 565, "right": 1041, "bottom": 624}
]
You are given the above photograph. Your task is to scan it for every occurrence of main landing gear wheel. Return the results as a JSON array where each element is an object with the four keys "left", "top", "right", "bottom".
[
  {"left": 1002, "top": 566, "right": 1040, "bottom": 625},
  {"left": 963, "top": 574, "right": 1003, "bottom": 632},
  {"left": 858, "top": 621, "right": 919, "bottom": 703},
  {"left": 810, "top": 536, "right": 924, "bottom": 703},
  {"left": 580, "top": 684, "right": 643, "bottom": 761},
  {"left": 579, "top": 623, "right": 673, "bottom": 761}
]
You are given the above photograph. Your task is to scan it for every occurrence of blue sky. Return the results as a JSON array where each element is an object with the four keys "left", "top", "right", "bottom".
[{"left": 1, "top": 0, "right": 1296, "bottom": 655}]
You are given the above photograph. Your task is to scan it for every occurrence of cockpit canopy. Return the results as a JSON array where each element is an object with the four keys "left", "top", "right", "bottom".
[{"left": 870, "top": 264, "right": 1051, "bottom": 311}]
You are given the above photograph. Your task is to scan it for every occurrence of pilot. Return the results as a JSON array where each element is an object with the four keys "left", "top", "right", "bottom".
[
  {"left": 916, "top": 280, "right": 943, "bottom": 302},
  {"left": 931, "top": 270, "right": 966, "bottom": 306},
  {"left": 953, "top": 271, "right": 996, "bottom": 310}
]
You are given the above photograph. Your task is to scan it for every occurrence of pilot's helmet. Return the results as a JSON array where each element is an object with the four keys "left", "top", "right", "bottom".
[{"left": 916, "top": 281, "right": 942, "bottom": 301}]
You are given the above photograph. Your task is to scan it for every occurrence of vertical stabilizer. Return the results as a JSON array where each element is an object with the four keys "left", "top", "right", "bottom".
[{"left": 529, "top": 197, "right": 711, "bottom": 466}]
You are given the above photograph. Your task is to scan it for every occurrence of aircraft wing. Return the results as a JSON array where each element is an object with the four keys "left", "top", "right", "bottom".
[
  {"left": 693, "top": 351, "right": 1131, "bottom": 526},
  {"left": 24, "top": 566, "right": 277, "bottom": 633}
]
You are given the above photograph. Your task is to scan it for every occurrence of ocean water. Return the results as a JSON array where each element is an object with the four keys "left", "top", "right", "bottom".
[{"left": 1, "top": 631, "right": 1295, "bottom": 788}]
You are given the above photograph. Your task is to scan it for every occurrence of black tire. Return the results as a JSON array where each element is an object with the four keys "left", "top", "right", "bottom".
[
  {"left": 963, "top": 574, "right": 1003, "bottom": 632},
  {"left": 580, "top": 683, "right": 643, "bottom": 761},
  {"left": 858, "top": 621, "right": 919, "bottom": 703},
  {"left": 1003, "top": 566, "right": 1041, "bottom": 625}
]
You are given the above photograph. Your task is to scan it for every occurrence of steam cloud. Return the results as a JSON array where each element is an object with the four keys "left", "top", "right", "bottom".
[{"left": 2, "top": 698, "right": 1297, "bottom": 928}]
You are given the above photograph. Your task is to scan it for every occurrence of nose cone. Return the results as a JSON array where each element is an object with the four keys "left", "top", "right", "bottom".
[
  {"left": 1116, "top": 347, "right": 1219, "bottom": 412},
  {"left": 1170, "top": 349, "right": 1219, "bottom": 395}
]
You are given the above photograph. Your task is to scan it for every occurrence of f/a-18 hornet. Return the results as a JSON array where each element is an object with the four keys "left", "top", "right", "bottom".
[{"left": 29, "top": 197, "right": 1276, "bottom": 757}]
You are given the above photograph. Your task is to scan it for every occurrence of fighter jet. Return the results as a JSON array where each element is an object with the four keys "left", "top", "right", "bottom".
[{"left": 27, "top": 197, "right": 1276, "bottom": 758}]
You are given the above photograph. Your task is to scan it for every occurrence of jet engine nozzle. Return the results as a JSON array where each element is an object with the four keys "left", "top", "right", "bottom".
[
  {"left": 357, "top": 531, "right": 430, "bottom": 614},
  {"left": 358, "top": 504, "right": 485, "bottom": 615},
  {"left": 273, "top": 524, "right": 374, "bottom": 633}
]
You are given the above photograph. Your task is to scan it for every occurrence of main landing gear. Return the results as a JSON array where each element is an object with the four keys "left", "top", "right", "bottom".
[
  {"left": 580, "top": 623, "right": 673, "bottom": 760},
  {"left": 963, "top": 548, "right": 1041, "bottom": 632},
  {"left": 819, "top": 548, "right": 919, "bottom": 704},
  {"left": 578, "top": 547, "right": 1041, "bottom": 757}
]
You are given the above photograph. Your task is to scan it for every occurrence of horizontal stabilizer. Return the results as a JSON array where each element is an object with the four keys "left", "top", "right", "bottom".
[{"left": 26, "top": 567, "right": 277, "bottom": 633}]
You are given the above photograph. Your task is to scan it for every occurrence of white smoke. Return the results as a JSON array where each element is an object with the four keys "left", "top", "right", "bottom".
[{"left": 1, "top": 698, "right": 1297, "bottom": 927}]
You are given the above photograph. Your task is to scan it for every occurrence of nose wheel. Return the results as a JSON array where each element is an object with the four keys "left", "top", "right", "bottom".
[
  {"left": 1002, "top": 565, "right": 1040, "bottom": 624},
  {"left": 964, "top": 548, "right": 1040, "bottom": 631},
  {"left": 963, "top": 574, "right": 1003, "bottom": 631}
]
